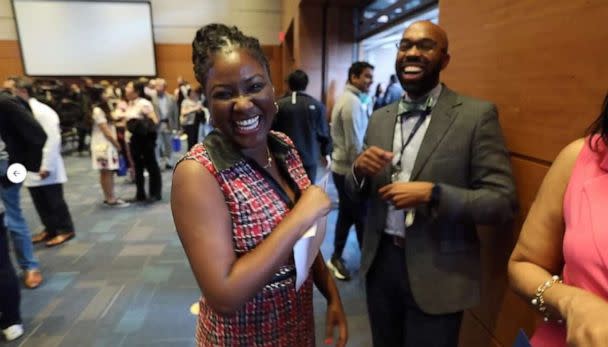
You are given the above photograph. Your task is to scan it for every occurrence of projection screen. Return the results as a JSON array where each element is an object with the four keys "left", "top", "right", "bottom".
[{"left": 12, "top": 0, "right": 157, "bottom": 76}]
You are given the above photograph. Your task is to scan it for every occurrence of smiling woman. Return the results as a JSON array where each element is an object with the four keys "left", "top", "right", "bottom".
[
  {"left": 203, "top": 49, "right": 276, "bottom": 153},
  {"left": 170, "top": 24, "right": 348, "bottom": 347}
]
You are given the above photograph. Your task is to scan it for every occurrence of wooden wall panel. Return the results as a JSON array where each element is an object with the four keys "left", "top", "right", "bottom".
[
  {"left": 0, "top": 41, "right": 282, "bottom": 95},
  {"left": 155, "top": 43, "right": 197, "bottom": 91},
  {"left": 440, "top": 0, "right": 608, "bottom": 162},
  {"left": 288, "top": 3, "right": 355, "bottom": 117},
  {"left": 262, "top": 45, "right": 284, "bottom": 100},
  {"left": 459, "top": 310, "right": 502, "bottom": 347},
  {"left": 324, "top": 5, "right": 355, "bottom": 117},
  {"left": 510, "top": 157, "right": 551, "bottom": 220},
  {"left": 297, "top": 5, "right": 325, "bottom": 100},
  {"left": 0, "top": 40, "right": 24, "bottom": 83},
  {"left": 439, "top": 1, "right": 608, "bottom": 345},
  {"left": 280, "top": 22, "right": 297, "bottom": 96},
  {"left": 461, "top": 157, "right": 548, "bottom": 347}
]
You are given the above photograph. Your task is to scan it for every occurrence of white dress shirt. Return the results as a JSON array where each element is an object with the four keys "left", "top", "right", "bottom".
[
  {"left": 24, "top": 98, "right": 67, "bottom": 187},
  {"left": 384, "top": 84, "right": 442, "bottom": 238}
]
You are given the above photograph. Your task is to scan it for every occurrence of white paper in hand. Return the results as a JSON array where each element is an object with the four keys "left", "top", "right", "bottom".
[{"left": 294, "top": 174, "right": 329, "bottom": 291}]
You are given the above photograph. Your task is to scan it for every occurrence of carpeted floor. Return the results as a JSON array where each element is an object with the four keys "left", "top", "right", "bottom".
[{"left": 4, "top": 153, "right": 371, "bottom": 347}]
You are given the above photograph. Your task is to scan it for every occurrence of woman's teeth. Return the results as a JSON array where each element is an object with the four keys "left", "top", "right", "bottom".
[{"left": 236, "top": 116, "right": 260, "bottom": 131}]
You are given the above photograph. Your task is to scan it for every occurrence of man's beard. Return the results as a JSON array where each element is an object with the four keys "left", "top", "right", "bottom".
[{"left": 397, "top": 60, "right": 442, "bottom": 98}]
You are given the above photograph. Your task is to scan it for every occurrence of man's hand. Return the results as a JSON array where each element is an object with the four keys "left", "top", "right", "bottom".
[
  {"left": 378, "top": 181, "right": 434, "bottom": 209},
  {"left": 320, "top": 155, "right": 331, "bottom": 169},
  {"left": 39, "top": 170, "right": 50, "bottom": 179},
  {"left": 353, "top": 146, "right": 393, "bottom": 178}
]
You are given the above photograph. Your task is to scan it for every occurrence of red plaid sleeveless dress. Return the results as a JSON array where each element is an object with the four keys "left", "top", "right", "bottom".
[{"left": 181, "top": 131, "right": 315, "bottom": 347}]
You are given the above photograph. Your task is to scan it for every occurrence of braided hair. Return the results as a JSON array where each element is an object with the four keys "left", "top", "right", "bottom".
[{"left": 192, "top": 24, "right": 270, "bottom": 89}]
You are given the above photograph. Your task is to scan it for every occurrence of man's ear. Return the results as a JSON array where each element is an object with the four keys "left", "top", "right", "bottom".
[{"left": 440, "top": 53, "right": 451, "bottom": 71}]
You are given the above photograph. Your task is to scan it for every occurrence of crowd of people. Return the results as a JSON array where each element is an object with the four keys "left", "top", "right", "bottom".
[
  {"left": 3, "top": 75, "right": 213, "bottom": 201},
  {"left": 0, "top": 17, "right": 606, "bottom": 347},
  {"left": 0, "top": 74, "right": 213, "bottom": 341}
]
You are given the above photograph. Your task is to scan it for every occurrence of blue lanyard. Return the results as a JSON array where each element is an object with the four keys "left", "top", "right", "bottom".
[{"left": 392, "top": 109, "right": 431, "bottom": 178}]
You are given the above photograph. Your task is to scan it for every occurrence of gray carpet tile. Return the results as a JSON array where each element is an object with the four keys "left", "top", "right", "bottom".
[{"left": 5, "top": 154, "right": 371, "bottom": 347}]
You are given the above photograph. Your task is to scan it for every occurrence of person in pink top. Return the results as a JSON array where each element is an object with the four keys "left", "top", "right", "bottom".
[{"left": 509, "top": 93, "right": 608, "bottom": 347}]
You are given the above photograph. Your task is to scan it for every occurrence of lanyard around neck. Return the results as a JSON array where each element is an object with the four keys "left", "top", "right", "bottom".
[{"left": 392, "top": 109, "right": 431, "bottom": 175}]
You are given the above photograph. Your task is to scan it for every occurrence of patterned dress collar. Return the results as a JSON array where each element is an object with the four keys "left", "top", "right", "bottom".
[{"left": 202, "top": 129, "right": 293, "bottom": 172}]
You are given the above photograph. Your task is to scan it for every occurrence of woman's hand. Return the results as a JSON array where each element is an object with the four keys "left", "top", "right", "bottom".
[
  {"left": 292, "top": 185, "right": 331, "bottom": 226},
  {"left": 563, "top": 291, "right": 608, "bottom": 346},
  {"left": 324, "top": 298, "right": 348, "bottom": 347},
  {"left": 311, "top": 255, "right": 347, "bottom": 346},
  {"left": 561, "top": 290, "right": 608, "bottom": 347}
]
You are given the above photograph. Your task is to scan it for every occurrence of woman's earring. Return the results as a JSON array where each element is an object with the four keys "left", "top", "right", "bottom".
[{"left": 274, "top": 101, "right": 279, "bottom": 113}]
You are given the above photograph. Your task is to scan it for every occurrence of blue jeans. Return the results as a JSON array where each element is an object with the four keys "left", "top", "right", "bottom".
[{"left": 0, "top": 183, "right": 39, "bottom": 270}]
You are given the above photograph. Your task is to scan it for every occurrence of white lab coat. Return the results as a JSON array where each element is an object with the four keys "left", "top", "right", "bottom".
[{"left": 24, "top": 98, "right": 67, "bottom": 187}]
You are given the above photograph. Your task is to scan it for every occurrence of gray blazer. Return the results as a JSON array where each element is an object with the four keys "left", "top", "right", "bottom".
[
  {"left": 152, "top": 94, "right": 179, "bottom": 131},
  {"left": 346, "top": 86, "right": 517, "bottom": 314}
]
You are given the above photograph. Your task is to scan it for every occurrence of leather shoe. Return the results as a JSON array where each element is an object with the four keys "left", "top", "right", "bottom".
[
  {"left": 126, "top": 196, "right": 147, "bottom": 203},
  {"left": 145, "top": 196, "right": 162, "bottom": 204},
  {"left": 31, "top": 230, "right": 50, "bottom": 244},
  {"left": 45, "top": 232, "right": 75, "bottom": 247},
  {"left": 23, "top": 269, "right": 43, "bottom": 289}
]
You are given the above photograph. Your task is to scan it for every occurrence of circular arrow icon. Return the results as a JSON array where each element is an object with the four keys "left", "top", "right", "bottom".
[{"left": 7, "top": 163, "right": 27, "bottom": 184}]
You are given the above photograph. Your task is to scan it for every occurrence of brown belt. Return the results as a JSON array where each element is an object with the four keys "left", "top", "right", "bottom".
[{"left": 392, "top": 235, "right": 406, "bottom": 248}]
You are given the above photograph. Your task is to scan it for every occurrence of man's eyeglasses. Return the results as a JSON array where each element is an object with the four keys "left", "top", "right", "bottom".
[{"left": 395, "top": 39, "right": 438, "bottom": 52}]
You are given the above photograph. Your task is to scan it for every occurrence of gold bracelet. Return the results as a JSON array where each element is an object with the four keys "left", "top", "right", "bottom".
[{"left": 531, "top": 275, "right": 563, "bottom": 323}]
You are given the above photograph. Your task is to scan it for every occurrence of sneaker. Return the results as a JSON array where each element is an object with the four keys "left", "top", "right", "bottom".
[
  {"left": 2, "top": 324, "right": 24, "bottom": 341},
  {"left": 103, "top": 199, "right": 131, "bottom": 208},
  {"left": 326, "top": 256, "right": 351, "bottom": 281}
]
